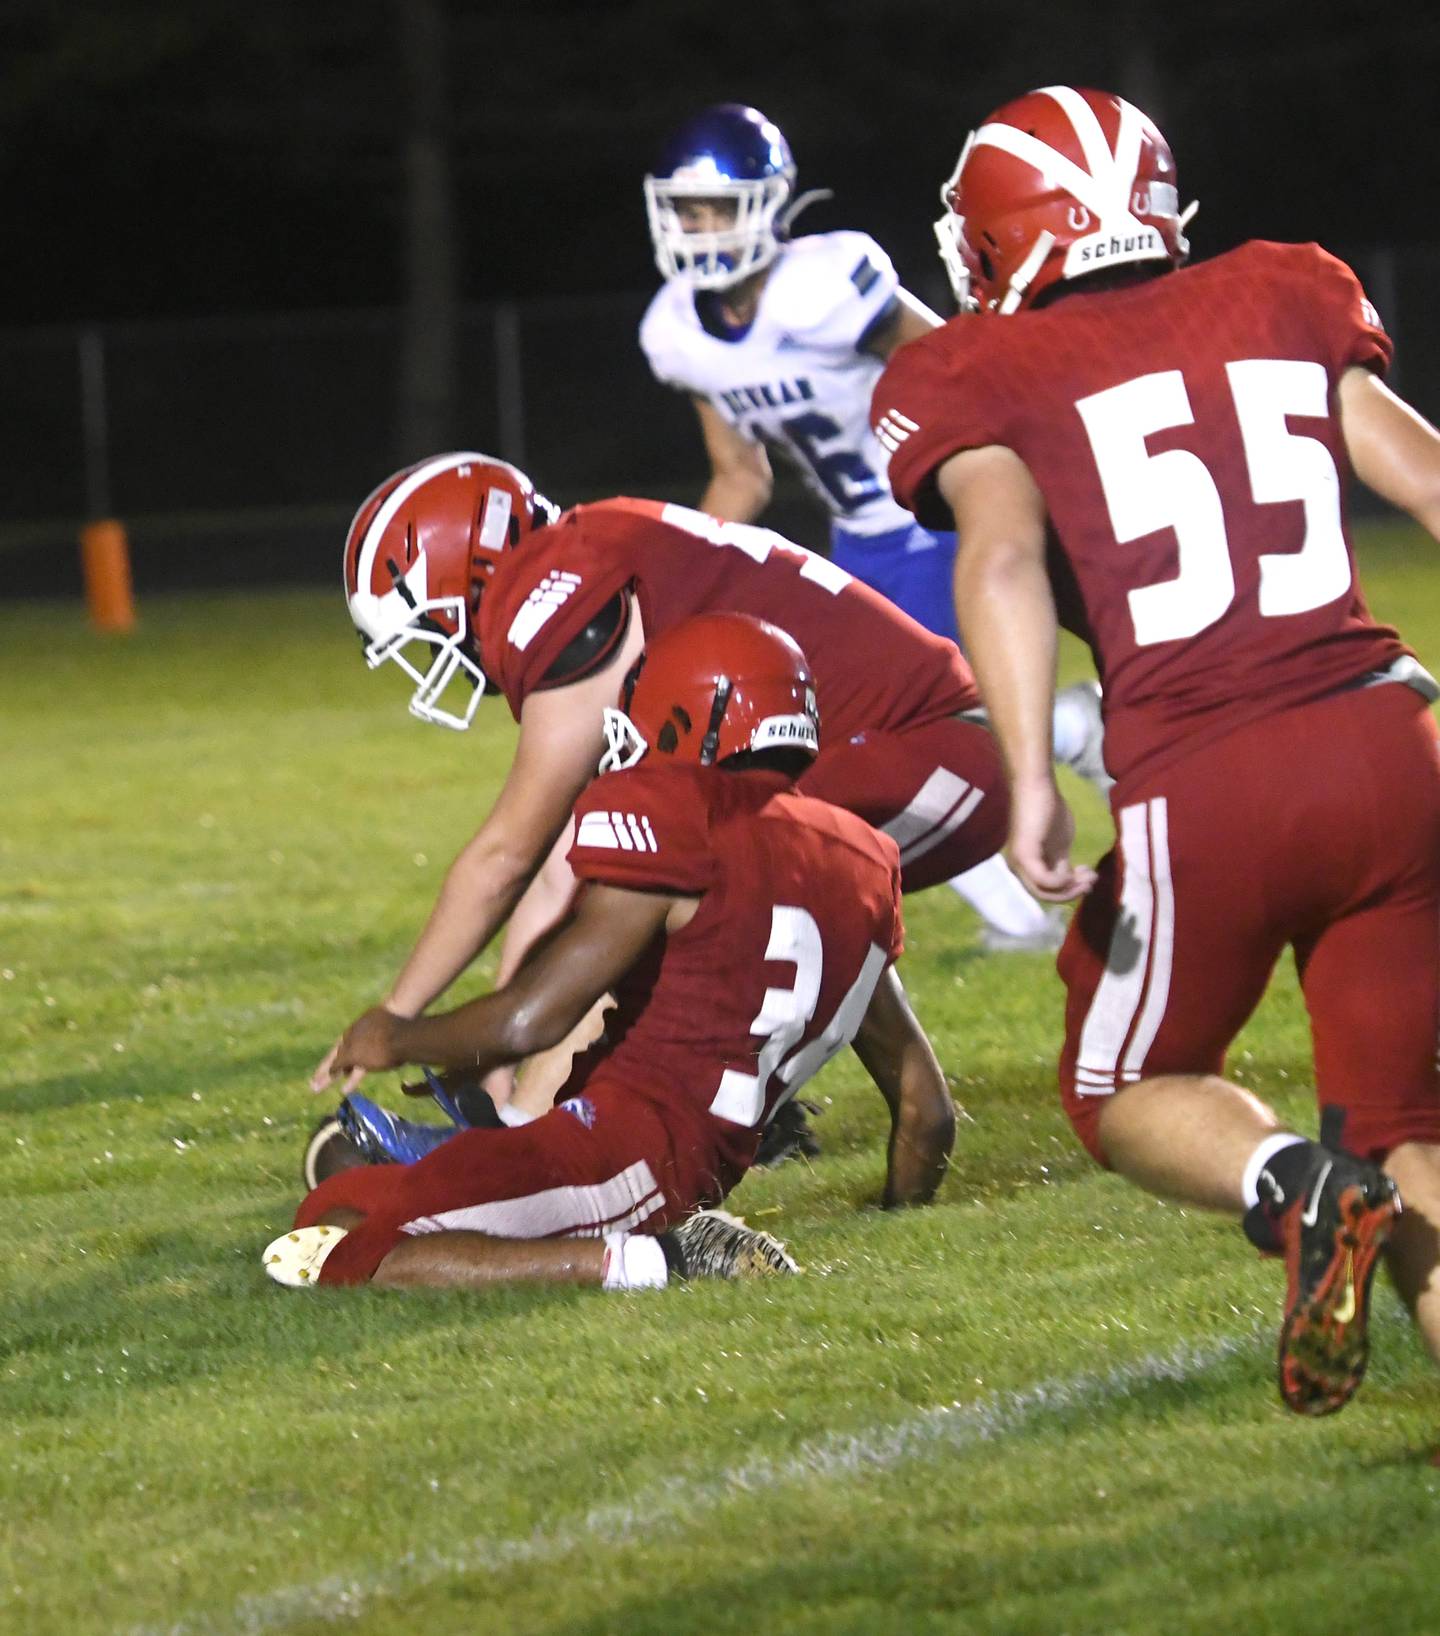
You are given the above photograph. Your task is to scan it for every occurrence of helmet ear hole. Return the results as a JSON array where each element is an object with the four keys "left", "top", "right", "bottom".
[
  {"left": 978, "top": 249, "right": 996, "bottom": 282},
  {"left": 620, "top": 652, "right": 647, "bottom": 713},
  {"left": 618, "top": 613, "right": 818, "bottom": 772}
]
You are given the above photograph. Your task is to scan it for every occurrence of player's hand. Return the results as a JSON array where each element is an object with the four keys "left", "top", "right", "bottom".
[
  {"left": 309, "top": 1038, "right": 349, "bottom": 1095},
  {"left": 1007, "top": 776, "right": 1096, "bottom": 903},
  {"left": 310, "top": 1009, "right": 406, "bottom": 1094}
]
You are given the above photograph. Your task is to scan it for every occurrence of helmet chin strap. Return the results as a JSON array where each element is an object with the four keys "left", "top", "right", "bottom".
[
  {"left": 386, "top": 554, "right": 457, "bottom": 648},
  {"left": 998, "top": 230, "right": 1056, "bottom": 314},
  {"left": 777, "top": 187, "right": 833, "bottom": 236}
]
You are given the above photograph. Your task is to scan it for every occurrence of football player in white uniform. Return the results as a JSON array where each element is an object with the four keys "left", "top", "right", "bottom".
[{"left": 640, "top": 102, "right": 1108, "bottom": 951}]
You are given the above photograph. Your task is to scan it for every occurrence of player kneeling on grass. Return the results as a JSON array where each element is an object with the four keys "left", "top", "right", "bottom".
[{"left": 267, "top": 613, "right": 954, "bottom": 1291}]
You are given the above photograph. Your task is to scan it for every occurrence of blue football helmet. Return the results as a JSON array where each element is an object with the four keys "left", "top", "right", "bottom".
[{"left": 644, "top": 103, "right": 796, "bottom": 290}]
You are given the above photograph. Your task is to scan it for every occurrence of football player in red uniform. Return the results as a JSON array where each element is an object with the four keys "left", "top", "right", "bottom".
[
  {"left": 872, "top": 84, "right": 1440, "bottom": 1415},
  {"left": 315, "top": 454, "right": 1011, "bottom": 1125},
  {"left": 269, "top": 614, "right": 953, "bottom": 1291}
]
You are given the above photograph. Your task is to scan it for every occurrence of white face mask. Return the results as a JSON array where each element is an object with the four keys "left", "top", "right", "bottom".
[
  {"left": 362, "top": 597, "right": 488, "bottom": 731},
  {"left": 644, "top": 173, "right": 791, "bottom": 291},
  {"left": 598, "top": 706, "right": 648, "bottom": 773}
]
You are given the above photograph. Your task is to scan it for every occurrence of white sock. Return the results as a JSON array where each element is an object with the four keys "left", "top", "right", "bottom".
[
  {"left": 1051, "top": 692, "right": 1088, "bottom": 765},
  {"left": 948, "top": 854, "right": 1052, "bottom": 938},
  {"left": 601, "top": 1232, "right": 669, "bottom": 1291},
  {"left": 1240, "top": 1133, "right": 1308, "bottom": 1209},
  {"left": 497, "top": 1103, "right": 536, "bottom": 1128}
]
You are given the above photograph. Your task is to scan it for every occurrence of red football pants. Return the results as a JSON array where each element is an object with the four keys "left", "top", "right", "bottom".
[
  {"left": 799, "top": 713, "right": 1008, "bottom": 892},
  {"left": 293, "top": 1082, "right": 736, "bottom": 1284},
  {"left": 1059, "top": 682, "right": 1440, "bottom": 1164}
]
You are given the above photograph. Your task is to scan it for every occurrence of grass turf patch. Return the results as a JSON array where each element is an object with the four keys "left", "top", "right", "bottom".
[{"left": 4, "top": 521, "right": 1440, "bottom": 1634}]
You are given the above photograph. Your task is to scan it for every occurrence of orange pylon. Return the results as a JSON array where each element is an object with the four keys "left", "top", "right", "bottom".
[{"left": 80, "top": 519, "right": 135, "bottom": 633}]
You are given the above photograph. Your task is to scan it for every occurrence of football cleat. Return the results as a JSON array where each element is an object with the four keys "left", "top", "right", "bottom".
[
  {"left": 338, "top": 1093, "right": 459, "bottom": 1166},
  {"left": 1276, "top": 1151, "right": 1401, "bottom": 1416},
  {"left": 754, "top": 1098, "right": 823, "bottom": 1169},
  {"left": 661, "top": 1209, "right": 799, "bottom": 1279},
  {"left": 263, "top": 1224, "right": 349, "bottom": 1288},
  {"left": 980, "top": 909, "right": 1066, "bottom": 954},
  {"left": 409, "top": 1067, "right": 505, "bottom": 1130},
  {"left": 302, "top": 1114, "right": 366, "bottom": 1191},
  {"left": 1054, "top": 680, "right": 1113, "bottom": 794}
]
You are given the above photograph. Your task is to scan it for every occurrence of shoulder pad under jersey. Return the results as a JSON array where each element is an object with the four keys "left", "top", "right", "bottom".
[
  {"left": 639, "top": 280, "right": 701, "bottom": 389},
  {"left": 569, "top": 762, "right": 715, "bottom": 894},
  {"left": 536, "top": 590, "right": 632, "bottom": 691},
  {"left": 764, "top": 231, "right": 900, "bottom": 352}
]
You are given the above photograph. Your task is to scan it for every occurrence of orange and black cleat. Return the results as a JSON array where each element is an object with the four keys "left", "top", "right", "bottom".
[{"left": 1277, "top": 1152, "right": 1401, "bottom": 1417}]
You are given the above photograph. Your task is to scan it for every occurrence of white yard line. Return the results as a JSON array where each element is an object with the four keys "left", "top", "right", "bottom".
[{"left": 131, "top": 1330, "right": 1258, "bottom": 1636}]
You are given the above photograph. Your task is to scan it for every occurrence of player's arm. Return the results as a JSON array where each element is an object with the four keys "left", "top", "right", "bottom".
[
  {"left": 849, "top": 965, "right": 954, "bottom": 1208},
  {"left": 323, "top": 882, "right": 685, "bottom": 1078},
  {"left": 311, "top": 630, "right": 645, "bottom": 1092},
  {"left": 1338, "top": 366, "right": 1440, "bottom": 540},
  {"left": 693, "top": 396, "right": 773, "bottom": 522},
  {"left": 859, "top": 288, "right": 943, "bottom": 362},
  {"left": 490, "top": 818, "right": 614, "bottom": 1119},
  {"left": 494, "top": 821, "right": 581, "bottom": 988},
  {"left": 938, "top": 445, "right": 1095, "bottom": 902},
  {"left": 380, "top": 680, "right": 608, "bottom": 1018}
]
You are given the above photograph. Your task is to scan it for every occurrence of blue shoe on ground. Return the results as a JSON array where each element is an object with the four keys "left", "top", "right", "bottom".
[{"left": 338, "top": 1093, "right": 460, "bottom": 1166}]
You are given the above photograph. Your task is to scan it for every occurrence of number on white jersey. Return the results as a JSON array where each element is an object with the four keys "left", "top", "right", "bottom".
[
  {"left": 779, "top": 409, "right": 884, "bottom": 515},
  {"left": 1076, "top": 359, "right": 1349, "bottom": 646},
  {"left": 709, "top": 904, "right": 888, "bottom": 1127}
]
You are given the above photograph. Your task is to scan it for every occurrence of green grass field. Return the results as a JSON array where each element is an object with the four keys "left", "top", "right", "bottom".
[{"left": 6, "top": 521, "right": 1440, "bottom": 1636}]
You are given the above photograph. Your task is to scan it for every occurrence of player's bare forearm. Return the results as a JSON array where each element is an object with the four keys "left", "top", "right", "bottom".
[
  {"left": 938, "top": 446, "right": 1093, "bottom": 899},
  {"left": 494, "top": 823, "right": 580, "bottom": 987},
  {"left": 1339, "top": 367, "right": 1440, "bottom": 540},
  {"left": 385, "top": 833, "right": 536, "bottom": 1018},
  {"left": 333, "top": 883, "right": 677, "bottom": 1081},
  {"left": 388, "top": 668, "right": 633, "bottom": 1017},
  {"left": 940, "top": 447, "right": 1059, "bottom": 789},
  {"left": 852, "top": 968, "right": 955, "bottom": 1207},
  {"left": 882, "top": 1074, "right": 956, "bottom": 1207},
  {"left": 698, "top": 470, "right": 769, "bottom": 524},
  {"left": 693, "top": 397, "right": 772, "bottom": 521}
]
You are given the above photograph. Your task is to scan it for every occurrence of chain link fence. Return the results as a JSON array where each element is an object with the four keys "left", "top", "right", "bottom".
[{"left": 4, "top": 246, "right": 1438, "bottom": 600}]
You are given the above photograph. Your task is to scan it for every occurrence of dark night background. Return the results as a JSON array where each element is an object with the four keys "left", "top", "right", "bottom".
[
  {"left": 4, "top": 0, "right": 1439, "bottom": 589},
  {"left": 7, "top": 1, "right": 1438, "bottom": 320}
]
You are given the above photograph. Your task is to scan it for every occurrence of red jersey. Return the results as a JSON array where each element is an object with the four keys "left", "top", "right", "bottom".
[
  {"left": 478, "top": 497, "right": 978, "bottom": 734},
  {"left": 875, "top": 241, "right": 1408, "bottom": 784},
  {"left": 566, "top": 761, "right": 904, "bottom": 1170}
]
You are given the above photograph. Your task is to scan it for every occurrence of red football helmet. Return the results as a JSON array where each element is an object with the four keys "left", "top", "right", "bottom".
[
  {"left": 342, "top": 451, "right": 559, "bottom": 729},
  {"left": 599, "top": 612, "right": 819, "bottom": 773},
  {"left": 934, "top": 86, "right": 1195, "bottom": 315}
]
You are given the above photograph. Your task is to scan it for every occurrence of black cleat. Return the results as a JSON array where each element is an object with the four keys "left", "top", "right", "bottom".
[
  {"left": 660, "top": 1209, "right": 799, "bottom": 1279},
  {"left": 405, "top": 1067, "right": 506, "bottom": 1131},
  {"left": 1276, "top": 1150, "right": 1400, "bottom": 1416}
]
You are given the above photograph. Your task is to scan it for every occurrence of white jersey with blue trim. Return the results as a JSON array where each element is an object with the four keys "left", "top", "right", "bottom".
[{"left": 640, "top": 230, "right": 914, "bottom": 536}]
